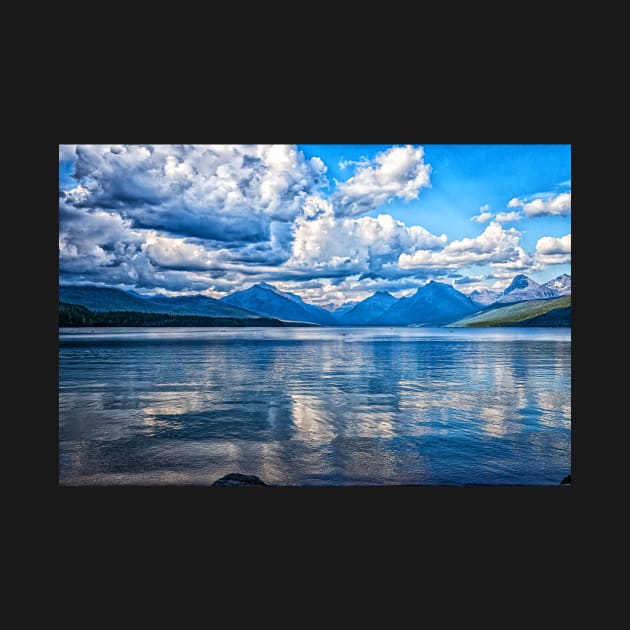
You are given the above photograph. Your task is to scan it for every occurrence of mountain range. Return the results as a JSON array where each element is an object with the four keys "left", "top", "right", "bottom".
[
  {"left": 221, "top": 282, "right": 338, "bottom": 326},
  {"left": 338, "top": 291, "right": 398, "bottom": 325},
  {"left": 375, "top": 281, "right": 479, "bottom": 326},
  {"left": 58, "top": 285, "right": 261, "bottom": 319},
  {"left": 59, "top": 273, "right": 571, "bottom": 327},
  {"left": 469, "top": 273, "right": 571, "bottom": 306}
]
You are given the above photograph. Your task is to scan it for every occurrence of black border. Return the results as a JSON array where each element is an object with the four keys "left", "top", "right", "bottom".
[{"left": 41, "top": 95, "right": 579, "bottom": 564}]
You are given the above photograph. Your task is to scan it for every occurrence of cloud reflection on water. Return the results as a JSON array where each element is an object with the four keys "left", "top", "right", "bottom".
[{"left": 59, "top": 328, "right": 571, "bottom": 485}]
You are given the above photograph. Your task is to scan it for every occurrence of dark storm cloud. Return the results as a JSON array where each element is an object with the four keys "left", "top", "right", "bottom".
[
  {"left": 59, "top": 144, "right": 331, "bottom": 293},
  {"left": 357, "top": 267, "right": 438, "bottom": 282},
  {"left": 127, "top": 207, "right": 272, "bottom": 243},
  {"left": 65, "top": 144, "right": 327, "bottom": 242}
]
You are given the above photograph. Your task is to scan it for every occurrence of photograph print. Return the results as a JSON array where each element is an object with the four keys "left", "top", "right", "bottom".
[{"left": 59, "top": 144, "right": 571, "bottom": 486}]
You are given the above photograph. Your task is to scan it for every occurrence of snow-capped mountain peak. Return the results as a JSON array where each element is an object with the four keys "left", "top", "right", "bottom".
[
  {"left": 497, "top": 274, "right": 560, "bottom": 303},
  {"left": 542, "top": 274, "right": 571, "bottom": 295},
  {"left": 468, "top": 288, "right": 501, "bottom": 305},
  {"left": 503, "top": 274, "right": 540, "bottom": 294}
]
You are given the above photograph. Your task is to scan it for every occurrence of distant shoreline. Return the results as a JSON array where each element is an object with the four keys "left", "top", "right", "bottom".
[
  {"left": 59, "top": 301, "right": 571, "bottom": 329},
  {"left": 58, "top": 302, "right": 314, "bottom": 327}
]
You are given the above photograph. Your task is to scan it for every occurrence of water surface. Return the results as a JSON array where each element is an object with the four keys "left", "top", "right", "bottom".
[{"left": 59, "top": 326, "right": 571, "bottom": 485}]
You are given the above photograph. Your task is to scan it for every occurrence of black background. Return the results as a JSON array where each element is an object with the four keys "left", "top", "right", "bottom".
[{"left": 21, "top": 28, "right": 587, "bottom": 617}]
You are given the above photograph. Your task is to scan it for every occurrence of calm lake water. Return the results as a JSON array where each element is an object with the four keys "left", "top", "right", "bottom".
[{"left": 59, "top": 327, "right": 571, "bottom": 486}]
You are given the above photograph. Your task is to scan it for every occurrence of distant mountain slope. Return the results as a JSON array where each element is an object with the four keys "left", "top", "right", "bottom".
[
  {"left": 59, "top": 286, "right": 170, "bottom": 313},
  {"left": 145, "top": 294, "right": 261, "bottom": 318},
  {"left": 332, "top": 302, "right": 359, "bottom": 317},
  {"left": 59, "top": 285, "right": 259, "bottom": 319},
  {"left": 339, "top": 291, "right": 398, "bottom": 325},
  {"left": 254, "top": 283, "right": 339, "bottom": 325},
  {"left": 375, "top": 281, "right": 479, "bottom": 326},
  {"left": 449, "top": 296, "right": 571, "bottom": 327},
  {"left": 58, "top": 302, "right": 293, "bottom": 327},
  {"left": 468, "top": 288, "right": 501, "bottom": 306},
  {"left": 221, "top": 283, "right": 337, "bottom": 325}
]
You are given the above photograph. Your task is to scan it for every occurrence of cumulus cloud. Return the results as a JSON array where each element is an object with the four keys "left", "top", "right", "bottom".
[
  {"left": 398, "top": 222, "right": 526, "bottom": 270},
  {"left": 289, "top": 197, "right": 446, "bottom": 278},
  {"left": 66, "top": 144, "right": 327, "bottom": 241},
  {"left": 59, "top": 144, "right": 567, "bottom": 303},
  {"left": 536, "top": 233, "right": 571, "bottom": 255},
  {"left": 59, "top": 144, "right": 332, "bottom": 292},
  {"left": 59, "top": 200, "right": 143, "bottom": 274},
  {"left": 59, "top": 145, "right": 77, "bottom": 161},
  {"left": 494, "top": 211, "right": 522, "bottom": 223},
  {"left": 471, "top": 212, "right": 493, "bottom": 223},
  {"left": 535, "top": 233, "right": 571, "bottom": 265},
  {"left": 508, "top": 192, "right": 571, "bottom": 217},
  {"left": 332, "top": 145, "right": 431, "bottom": 217},
  {"left": 141, "top": 232, "right": 219, "bottom": 271}
]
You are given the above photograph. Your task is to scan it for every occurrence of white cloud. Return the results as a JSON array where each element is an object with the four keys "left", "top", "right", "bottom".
[
  {"left": 536, "top": 233, "right": 571, "bottom": 255},
  {"left": 471, "top": 212, "right": 493, "bottom": 223},
  {"left": 333, "top": 145, "right": 431, "bottom": 216},
  {"left": 65, "top": 144, "right": 327, "bottom": 240},
  {"left": 59, "top": 144, "right": 569, "bottom": 302},
  {"left": 141, "top": 232, "right": 218, "bottom": 270},
  {"left": 59, "top": 145, "right": 77, "bottom": 160},
  {"left": 338, "top": 159, "right": 359, "bottom": 170},
  {"left": 508, "top": 192, "right": 571, "bottom": 217},
  {"left": 487, "top": 245, "right": 533, "bottom": 272},
  {"left": 289, "top": 198, "right": 446, "bottom": 275},
  {"left": 398, "top": 222, "right": 526, "bottom": 269},
  {"left": 535, "top": 233, "right": 571, "bottom": 266},
  {"left": 59, "top": 202, "right": 143, "bottom": 273},
  {"left": 494, "top": 211, "right": 522, "bottom": 223},
  {"left": 59, "top": 144, "right": 333, "bottom": 293}
]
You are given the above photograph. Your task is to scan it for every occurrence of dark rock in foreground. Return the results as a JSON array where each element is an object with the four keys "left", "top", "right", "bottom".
[
  {"left": 560, "top": 475, "right": 571, "bottom": 485},
  {"left": 213, "top": 473, "right": 267, "bottom": 486}
]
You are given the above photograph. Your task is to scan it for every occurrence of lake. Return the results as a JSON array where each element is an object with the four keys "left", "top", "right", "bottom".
[{"left": 59, "top": 326, "right": 571, "bottom": 486}]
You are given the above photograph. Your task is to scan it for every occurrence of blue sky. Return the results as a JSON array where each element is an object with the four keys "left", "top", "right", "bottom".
[{"left": 59, "top": 144, "right": 570, "bottom": 307}]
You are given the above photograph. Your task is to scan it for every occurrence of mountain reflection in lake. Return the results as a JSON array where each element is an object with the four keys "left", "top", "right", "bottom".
[{"left": 59, "top": 327, "right": 571, "bottom": 485}]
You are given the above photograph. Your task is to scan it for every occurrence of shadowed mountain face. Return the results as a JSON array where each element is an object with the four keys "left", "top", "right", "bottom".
[
  {"left": 221, "top": 283, "right": 338, "bottom": 325},
  {"left": 376, "top": 281, "right": 479, "bottom": 326},
  {"left": 58, "top": 285, "right": 259, "bottom": 319},
  {"left": 333, "top": 302, "right": 359, "bottom": 317},
  {"left": 255, "top": 283, "right": 339, "bottom": 325},
  {"left": 339, "top": 291, "right": 398, "bottom": 325}
]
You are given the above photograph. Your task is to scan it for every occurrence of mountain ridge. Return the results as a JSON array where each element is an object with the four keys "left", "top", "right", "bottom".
[
  {"left": 375, "top": 281, "right": 480, "bottom": 326},
  {"left": 221, "top": 283, "right": 338, "bottom": 325},
  {"left": 59, "top": 273, "right": 571, "bottom": 327},
  {"left": 339, "top": 291, "right": 398, "bottom": 325}
]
